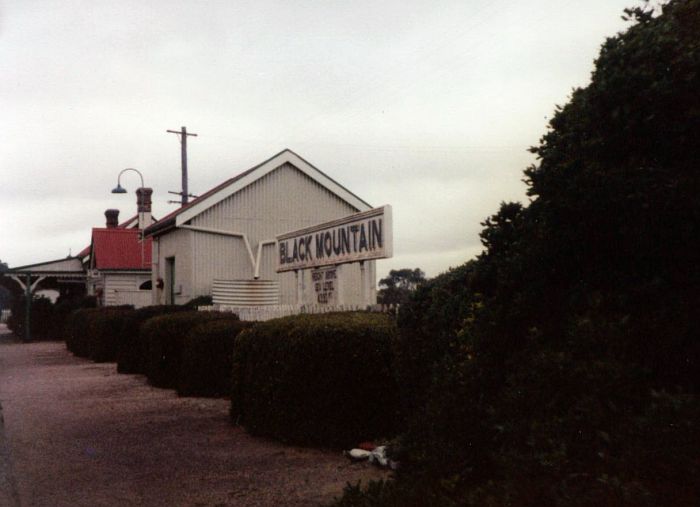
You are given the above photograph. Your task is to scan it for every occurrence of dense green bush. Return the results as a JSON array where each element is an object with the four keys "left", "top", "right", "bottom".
[
  {"left": 9, "top": 294, "right": 96, "bottom": 342},
  {"left": 116, "top": 305, "right": 190, "bottom": 374},
  {"left": 65, "top": 306, "right": 133, "bottom": 360},
  {"left": 182, "top": 295, "right": 213, "bottom": 309},
  {"left": 65, "top": 308, "right": 103, "bottom": 356},
  {"left": 392, "top": 261, "right": 477, "bottom": 419},
  {"left": 8, "top": 295, "right": 56, "bottom": 341},
  {"left": 231, "top": 312, "right": 399, "bottom": 448},
  {"left": 86, "top": 306, "right": 135, "bottom": 362},
  {"left": 142, "top": 311, "right": 237, "bottom": 388},
  {"left": 338, "top": 2, "right": 700, "bottom": 505},
  {"left": 177, "top": 319, "right": 252, "bottom": 397},
  {"left": 54, "top": 296, "right": 97, "bottom": 341}
]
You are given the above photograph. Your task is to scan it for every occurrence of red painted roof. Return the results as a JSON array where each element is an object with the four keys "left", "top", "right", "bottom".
[
  {"left": 77, "top": 245, "right": 91, "bottom": 258},
  {"left": 91, "top": 228, "right": 152, "bottom": 270}
]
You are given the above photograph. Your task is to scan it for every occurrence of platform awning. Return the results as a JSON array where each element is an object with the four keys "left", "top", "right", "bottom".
[{"left": 6, "top": 257, "right": 86, "bottom": 279}]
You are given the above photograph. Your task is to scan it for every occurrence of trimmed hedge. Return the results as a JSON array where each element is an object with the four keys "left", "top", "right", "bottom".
[
  {"left": 86, "top": 306, "right": 135, "bottom": 362},
  {"left": 182, "top": 295, "right": 213, "bottom": 309},
  {"left": 11, "top": 295, "right": 95, "bottom": 343},
  {"left": 231, "top": 312, "right": 399, "bottom": 448},
  {"left": 177, "top": 319, "right": 253, "bottom": 397},
  {"left": 8, "top": 295, "right": 57, "bottom": 341},
  {"left": 65, "top": 308, "right": 104, "bottom": 357},
  {"left": 142, "top": 311, "right": 238, "bottom": 389},
  {"left": 116, "top": 305, "right": 190, "bottom": 374},
  {"left": 65, "top": 306, "right": 134, "bottom": 361}
]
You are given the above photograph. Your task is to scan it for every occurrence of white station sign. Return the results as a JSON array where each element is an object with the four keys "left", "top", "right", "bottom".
[{"left": 276, "top": 205, "right": 392, "bottom": 272}]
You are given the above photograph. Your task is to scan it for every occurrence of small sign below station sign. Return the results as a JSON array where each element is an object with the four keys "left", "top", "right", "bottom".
[
  {"left": 276, "top": 205, "right": 393, "bottom": 272},
  {"left": 311, "top": 266, "right": 338, "bottom": 305}
]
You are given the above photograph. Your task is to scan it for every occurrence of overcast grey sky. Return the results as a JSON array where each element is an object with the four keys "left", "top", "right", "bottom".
[{"left": 1, "top": 0, "right": 634, "bottom": 279}]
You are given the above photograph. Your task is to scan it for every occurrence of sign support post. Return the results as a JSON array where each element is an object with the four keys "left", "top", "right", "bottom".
[
  {"left": 295, "top": 269, "right": 303, "bottom": 306},
  {"left": 359, "top": 261, "right": 367, "bottom": 308}
]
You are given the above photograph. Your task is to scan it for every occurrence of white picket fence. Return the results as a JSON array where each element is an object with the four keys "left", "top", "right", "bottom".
[
  {"left": 0, "top": 309, "right": 10, "bottom": 323},
  {"left": 199, "top": 303, "right": 399, "bottom": 322}
]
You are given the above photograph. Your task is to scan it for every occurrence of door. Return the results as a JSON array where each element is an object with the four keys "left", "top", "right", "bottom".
[{"left": 165, "top": 257, "right": 175, "bottom": 305}]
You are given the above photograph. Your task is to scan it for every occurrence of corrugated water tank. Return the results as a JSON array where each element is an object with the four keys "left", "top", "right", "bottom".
[{"left": 212, "top": 279, "right": 280, "bottom": 306}]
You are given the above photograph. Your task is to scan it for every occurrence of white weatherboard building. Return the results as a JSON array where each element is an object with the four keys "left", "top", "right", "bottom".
[{"left": 144, "top": 149, "right": 377, "bottom": 307}]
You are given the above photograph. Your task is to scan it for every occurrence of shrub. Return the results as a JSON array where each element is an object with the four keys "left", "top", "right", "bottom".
[
  {"left": 338, "top": 2, "right": 700, "bottom": 504},
  {"left": 177, "top": 319, "right": 252, "bottom": 397},
  {"left": 116, "top": 305, "right": 190, "bottom": 374},
  {"left": 65, "top": 306, "right": 133, "bottom": 360},
  {"left": 8, "top": 295, "right": 56, "bottom": 341},
  {"left": 182, "top": 295, "right": 213, "bottom": 309},
  {"left": 392, "top": 261, "right": 476, "bottom": 419},
  {"left": 231, "top": 312, "right": 399, "bottom": 448},
  {"left": 54, "top": 296, "right": 97, "bottom": 341},
  {"left": 142, "top": 311, "right": 237, "bottom": 389},
  {"left": 10, "top": 294, "right": 96, "bottom": 342},
  {"left": 65, "top": 308, "right": 102, "bottom": 356},
  {"left": 86, "top": 306, "right": 135, "bottom": 362}
]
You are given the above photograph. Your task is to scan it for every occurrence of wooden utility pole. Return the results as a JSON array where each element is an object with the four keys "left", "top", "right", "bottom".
[{"left": 166, "top": 126, "right": 198, "bottom": 205}]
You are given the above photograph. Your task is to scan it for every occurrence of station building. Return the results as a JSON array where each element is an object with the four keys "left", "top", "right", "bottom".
[{"left": 144, "top": 149, "right": 377, "bottom": 307}]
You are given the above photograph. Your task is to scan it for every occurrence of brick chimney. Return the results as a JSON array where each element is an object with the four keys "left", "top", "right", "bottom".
[
  {"left": 136, "top": 187, "right": 153, "bottom": 230},
  {"left": 105, "top": 209, "right": 119, "bottom": 228}
]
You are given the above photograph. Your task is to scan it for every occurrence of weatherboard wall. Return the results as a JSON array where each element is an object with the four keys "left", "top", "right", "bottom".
[
  {"left": 99, "top": 272, "right": 150, "bottom": 306},
  {"left": 153, "top": 228, "right": 194, "bottom": 305}
]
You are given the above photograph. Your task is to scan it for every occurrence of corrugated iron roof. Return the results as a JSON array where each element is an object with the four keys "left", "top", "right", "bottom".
[
  {"left": 91, "top": 228, "right": 152, "bottom": 270},
  {"left": 77, "top": 214, "right": 157, "bottom": 262},
  {"left": 77, "top": 245, "right": 91, "bottom": 258}
]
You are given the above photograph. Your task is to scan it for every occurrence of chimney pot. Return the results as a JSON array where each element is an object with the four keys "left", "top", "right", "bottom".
[
  {"left": 105, "top": 209, "right": 119, "bottom": 228},
  {"left": 136, "top": 187, "right": 153, "bottom": 229},
  {"left": 136, "top": 187, "right": 153, "bottom": 213}
]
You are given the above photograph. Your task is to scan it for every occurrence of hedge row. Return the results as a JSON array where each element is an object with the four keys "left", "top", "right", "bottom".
[
  {"left": 231, "top": 312, "right": 399, "bottom": 448},
  {"left": 141, "top": 311, "right": 239, "bottom": 389},
  {"left": 65, "top": 306, "right": 133, "bottom": 360},
  {"left": 62, "top": 304, "right": 401, "bottom": 450},
  {"left": 64, "top": 305, "right": 245, "bottom": 398},
  {"left": 179, "top": 319, "right": 253, "bottom": 397},
  {"left": 116, "top": 305, "right": 190, "bottom": 374},
  {"left": 9, "top": 295, "right": 96, "bottom": 341}
]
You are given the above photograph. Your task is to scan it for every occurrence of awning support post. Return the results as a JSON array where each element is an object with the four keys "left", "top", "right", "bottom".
[{"left": 24, "top": 273, "right": 31, "bottom": 342}]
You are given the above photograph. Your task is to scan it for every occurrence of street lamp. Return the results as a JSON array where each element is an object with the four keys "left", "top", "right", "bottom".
[
  {"left": 110, "top": 168, "right": 147, "bottom": 268},
  {"left": 112, "top": 168, "right": 144, "bottom": 194}
]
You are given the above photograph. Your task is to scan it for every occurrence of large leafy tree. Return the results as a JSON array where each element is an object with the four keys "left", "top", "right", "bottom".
[
  {"left": 377, "top": 268, "right": 426, "bottom": 305},
  {"left": 338, "top": 2, "right": 700, "bottom": 505}
]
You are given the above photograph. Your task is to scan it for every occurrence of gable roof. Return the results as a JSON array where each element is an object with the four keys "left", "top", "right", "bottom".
[
  {"left": 144, "top": 149, "right": 371, "bottom": 237},
  {"left": 91, "top": 228, "right": 152, "bottom": 270},
  {"left": 77, "top": 214, "right": 157, "bottom": 262}
]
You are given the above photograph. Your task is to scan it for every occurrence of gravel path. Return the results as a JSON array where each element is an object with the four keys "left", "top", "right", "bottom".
[{"left": 0, "top": 324, "right": 385, "bottom": 506}]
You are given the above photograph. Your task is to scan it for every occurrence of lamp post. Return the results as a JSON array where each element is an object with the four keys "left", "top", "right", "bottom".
[
  {"left": 112, "top": 168, "right": 145, "bottom": 194},
  {"left": 111, "top": 168, "right": 146, "bottom": 268}
]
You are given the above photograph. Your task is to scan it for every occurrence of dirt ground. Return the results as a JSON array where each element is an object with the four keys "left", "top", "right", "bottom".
[{"left": 0, "top": 324, "right": 387, "bottom": 506}]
